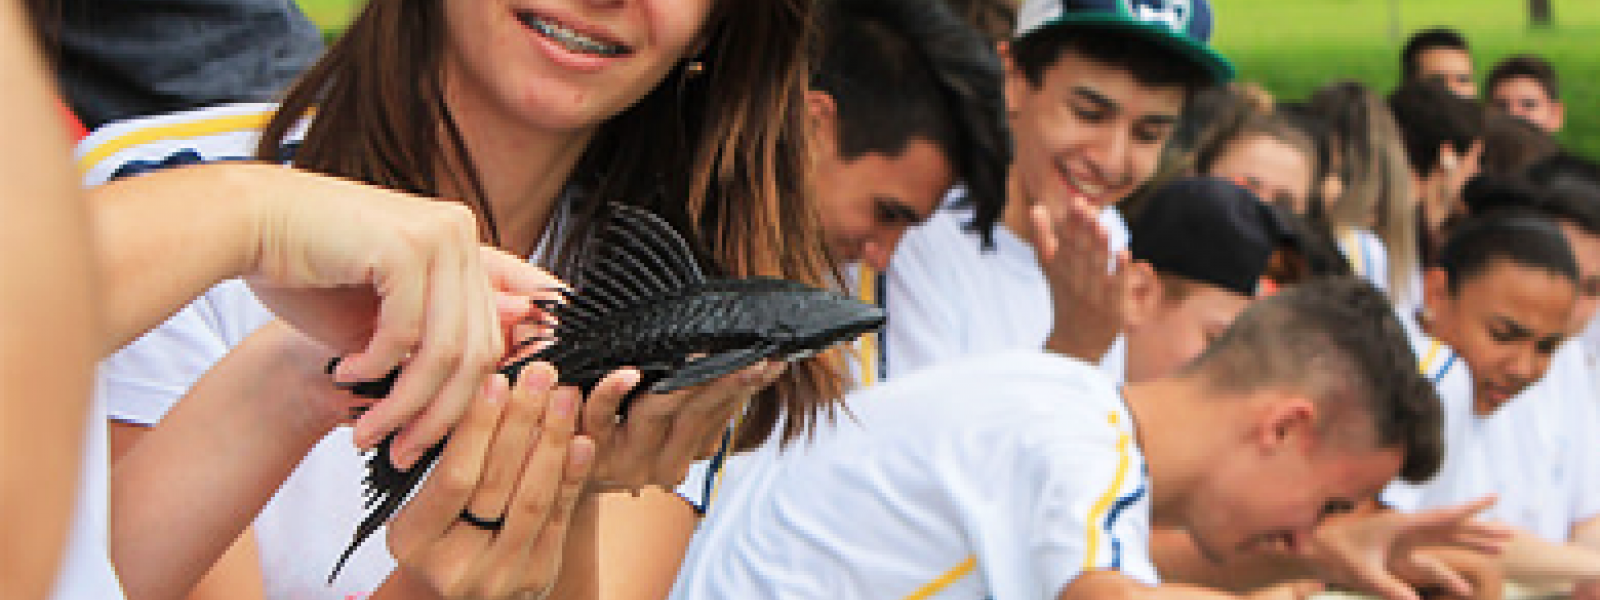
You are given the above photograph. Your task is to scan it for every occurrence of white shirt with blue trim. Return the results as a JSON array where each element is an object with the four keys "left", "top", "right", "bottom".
[{"left": 669, "top": 350, "right": 1155, "bottom": 600}]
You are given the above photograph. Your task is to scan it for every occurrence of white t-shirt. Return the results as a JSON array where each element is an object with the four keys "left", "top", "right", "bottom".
[
  {"left": 1381, "top": 311, "right": 1474, "bottom": 513},
  {"left": 669, "top": 350, "right": 1156, "bottom": 600},
  {"left": 79, "top": 102, "right": 729, "bottom": 597},
  {"left": 883, "top": 200, "right": 1130, "bottom": 382},
  {"left": 1390, "top": 339, "right": 1600, "bottom": 541},
  {"left": 79, "top": 104, "right": 395, "bottom": 600},
  {"left": 1337, "top": 228, "right": 1390, "bottom": 296}
]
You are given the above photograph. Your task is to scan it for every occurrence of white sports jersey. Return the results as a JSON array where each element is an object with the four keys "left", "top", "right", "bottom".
[
  {"left": 79, "top": 102, "right": 732, "bottom": 597},
  {"left": 1337, "top": 228, "right": 1390, "bottom": 295},
  {"left": 1381, "top": 311, "right": 1474, "bottom": 512},
  {"left": 81, "top": 104, "right": 398, "bottom": 600},
  {"left": 1390, "top": 339, "right": 1600, "bottom": 541},
  {"left": 883, "top": 199, "right": 1130, "bottom": 382},
  {"left": 669, "top": 350, "right": 1156, "bottom": 600}
]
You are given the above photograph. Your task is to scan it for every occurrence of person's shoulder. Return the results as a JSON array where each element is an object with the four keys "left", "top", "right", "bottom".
[
  {"left": 76, "top": 102, "right": 284, "bottom": 185},
  {"left": 874, "top": 350, "right": 1118, "bottom": 415}
]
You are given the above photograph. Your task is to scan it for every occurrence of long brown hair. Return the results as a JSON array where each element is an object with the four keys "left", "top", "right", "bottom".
[
  {"left": 259, "top": 0, "right": 841, "bottom": 452},
  {"left": 1308, "top": 80, "right": 1419, "bottom": 302}
]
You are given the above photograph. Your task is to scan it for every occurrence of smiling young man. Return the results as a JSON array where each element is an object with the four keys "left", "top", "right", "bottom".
[
  {"left": 882, "top": 0, "right": 1232, "bottom": 381},
  {"left": 668, "top": 277, "right": 1443, "bottom": 600}
]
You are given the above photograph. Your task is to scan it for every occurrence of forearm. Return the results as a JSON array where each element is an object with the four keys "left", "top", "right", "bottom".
[
  {"left": 1500, "top": 529, "right": 1600, "bottom": 591},
  {"left": 547, "top": 490, "right": 697, "bottom": 600},
  {"left": 1151, "top": 527, "right": 1314, "bottom": 592},
  {"left": 89, "top": 163, "right": 273, "bottom": 352},
  {"left": 1061, "top": 569, "right": 1243, "bottom": 600},
  {"left": 0, "top": 1, "right": 99, "bottom": 598},
  {"left": 110, "top": 322, "right": 337, "bottom": 600}
]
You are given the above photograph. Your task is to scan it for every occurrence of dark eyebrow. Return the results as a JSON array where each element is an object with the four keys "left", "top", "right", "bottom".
[
  {"left": 1492, "top": 316, "right": 1532, "bottom": 339},
  {"left": 1136, "top": 113, "right": 1182, "bottom": 127},
  {"left": 874, "top": 196, "right": 930, "bottom": 225},
  {"left": 1070, "top": 85, "right": 1117, "bottom": 112}
]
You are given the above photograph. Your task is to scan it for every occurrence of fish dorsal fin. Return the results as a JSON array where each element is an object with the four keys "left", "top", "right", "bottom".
[{"left": 560, "top": 203, "right": 706, "bottom": 324}]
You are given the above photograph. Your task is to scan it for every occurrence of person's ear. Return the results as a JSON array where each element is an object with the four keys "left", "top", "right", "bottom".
[
  {"left": 999, "top": 41, "right": 1025, "bottom": 118},
  {"left": 1121, "top": 262, "right": 1161, "bottom": 329},
  {"left": 1256, "top": 396, "right": 1317, "bottom": 455},
  {"left": 805, "top": 90, "right": 840, "bottom": 154},
  {"left": 1421, "top": 267, "right": 1451, "bottom": 327},
  {"left": 1552, "top": 100, "right": 1566, "bottom": 131}
]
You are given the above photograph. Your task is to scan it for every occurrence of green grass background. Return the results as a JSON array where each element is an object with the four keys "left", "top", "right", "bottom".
[{"left": 292, "top": 0, "right": 1600, "bottom": 156}]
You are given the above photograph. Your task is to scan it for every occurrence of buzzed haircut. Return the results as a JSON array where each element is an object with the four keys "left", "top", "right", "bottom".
[
  {"left": 1181, "top": 277, "right": 1443, "bottom": 483},
  {"left": 1437, "top": 212, "right": 1580, "bottom": 294},
  {"left": 1009, "top": 26, "right": 1214, "bottom": 97},
  {"left": 1401, "top": 27, "right": 1471, "bottom": 82},
  {"left": 1487, "top": 54, "right": 1560, "bottom": 99},
  {"left": 1387, "top": 80, "right": 1485, "bottom": 175},
  {"left": 817, "top": 0, "right": 1010, "bottom": 248}
]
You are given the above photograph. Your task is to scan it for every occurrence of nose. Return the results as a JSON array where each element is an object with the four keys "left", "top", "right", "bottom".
[
  {"left": 1505, "top": 348, "right": 1545, "bottom": 386},
  {"left": 862, "top": 240, "right": 892, "bottom": 272},
  {"left": 1081, "top": 123, "right": 1131, "bottom": 191}
]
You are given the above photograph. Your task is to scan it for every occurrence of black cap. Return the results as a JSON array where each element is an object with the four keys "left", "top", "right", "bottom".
[{"left": 1129, "top": 177, "right": 1300, "bottom": 296}]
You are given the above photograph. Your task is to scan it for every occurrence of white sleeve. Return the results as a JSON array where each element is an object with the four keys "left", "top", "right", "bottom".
[
  {"left": 1562, "top": 378, "right": 1600, "bottom": 527},
  {"left": 966, "top": 411, "right": 1147, "bottom": 598},
  {"left": 98, "top": 280, "right": 270, "bottom": 425},
  {"left": 882, "top": 227, "right": 966, "bottom": 379}
]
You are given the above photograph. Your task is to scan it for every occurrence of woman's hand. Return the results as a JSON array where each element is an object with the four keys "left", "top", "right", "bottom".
[
  {"left": 384, "top": 364, "right": 594, "bottom": 600},
  {"left": 238, "top": 165, "right": 563, "bottom": 468},
  {"left": 577, "top": 362, "right": 785, "bottom": 492}
]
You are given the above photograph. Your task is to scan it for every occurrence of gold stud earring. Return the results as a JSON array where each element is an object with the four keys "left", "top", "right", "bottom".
[{"left": 686, "top": 60, "right": 705, "bottom": 77}]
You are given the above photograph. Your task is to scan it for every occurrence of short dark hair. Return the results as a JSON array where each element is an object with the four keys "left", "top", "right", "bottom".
[
  {"left": 1402, "top": 27, "right": 1471, "bottom": 82},
  {"left": 1487, "top": 54, "right": 1560, "bottom": 99},
  {"left": 1469, "top": 170, "right": 1600, "bottom": 239},
  {"left": 1479, "top": 111, "right": 1558, "bottom": 177},
  {"left": 1184, "top": 277, "right": 1443, "bottom": 483},
  {"left": 1009, "top": 26, "right": 1214, "bottom": 97},
  {"left": 1437, "top": 212, "right": 1579, "bottom": 294},
  {"left": 816, "top": 0, "right": 1010, "bottom": 248},
  {"left": 1524, "top": 152, "right": 1600, "bottom": 190},
  {"left": 1387, "top": 80, "right": 1485, "bottom": 175},
  {"left": 938, "top": 0, "right": 1015, "bottom": 44}
]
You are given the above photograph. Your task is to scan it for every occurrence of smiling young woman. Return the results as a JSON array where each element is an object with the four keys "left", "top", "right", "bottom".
[{"left": 80, "top": 0, "right": 842, "bottom": 599}]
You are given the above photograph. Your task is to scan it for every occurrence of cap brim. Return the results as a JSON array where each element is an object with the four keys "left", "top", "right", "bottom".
[{"left": 1018, "top": 14, "right": 1236, "bottom": 85}]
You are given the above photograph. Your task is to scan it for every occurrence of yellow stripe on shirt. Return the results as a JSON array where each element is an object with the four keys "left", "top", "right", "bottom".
[
  {"left": 1417, "top": 339, "right": 1444, "bottom": 377},
  {"left": 900, "top": 555, "right": 977, "bottom": 600},
  {"left": 77, "top": 110, "right": 276, "bottom": 173},
  {"left": 855, "top": 265, "right": 880, "bottom": 387},
  {"left": 1084, "top": 412, "right": 1132, "bottom": 570},
  {"left": 1339, "top": 231, "right": 1368, "bottom": 278}
]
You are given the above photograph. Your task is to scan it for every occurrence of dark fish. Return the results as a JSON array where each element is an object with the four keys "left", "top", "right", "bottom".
[{"left": 326, "top": 203, "right": 884, "bottom": 581}]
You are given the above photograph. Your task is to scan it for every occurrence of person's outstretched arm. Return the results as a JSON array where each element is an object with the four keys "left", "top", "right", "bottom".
[{"left": 0, "top": 2, "right": 99, "bottom": 600}]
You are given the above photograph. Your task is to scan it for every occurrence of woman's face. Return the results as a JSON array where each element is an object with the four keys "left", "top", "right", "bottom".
[
  {"left": 1207, "top": 134, "right": 1313, "bottom": 213},
  {"left": 442, "top": 0, "right": 714, "bottom": 135}
]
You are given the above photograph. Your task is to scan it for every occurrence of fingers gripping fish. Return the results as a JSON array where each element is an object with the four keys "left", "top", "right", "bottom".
[{"left": 325, "top": 203, "right": 885, "bottom": 581}]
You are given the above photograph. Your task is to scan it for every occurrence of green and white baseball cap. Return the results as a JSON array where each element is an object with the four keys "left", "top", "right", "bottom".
[{"left": 1014, "top": 0, "right": 1235, "bottom": 84}]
